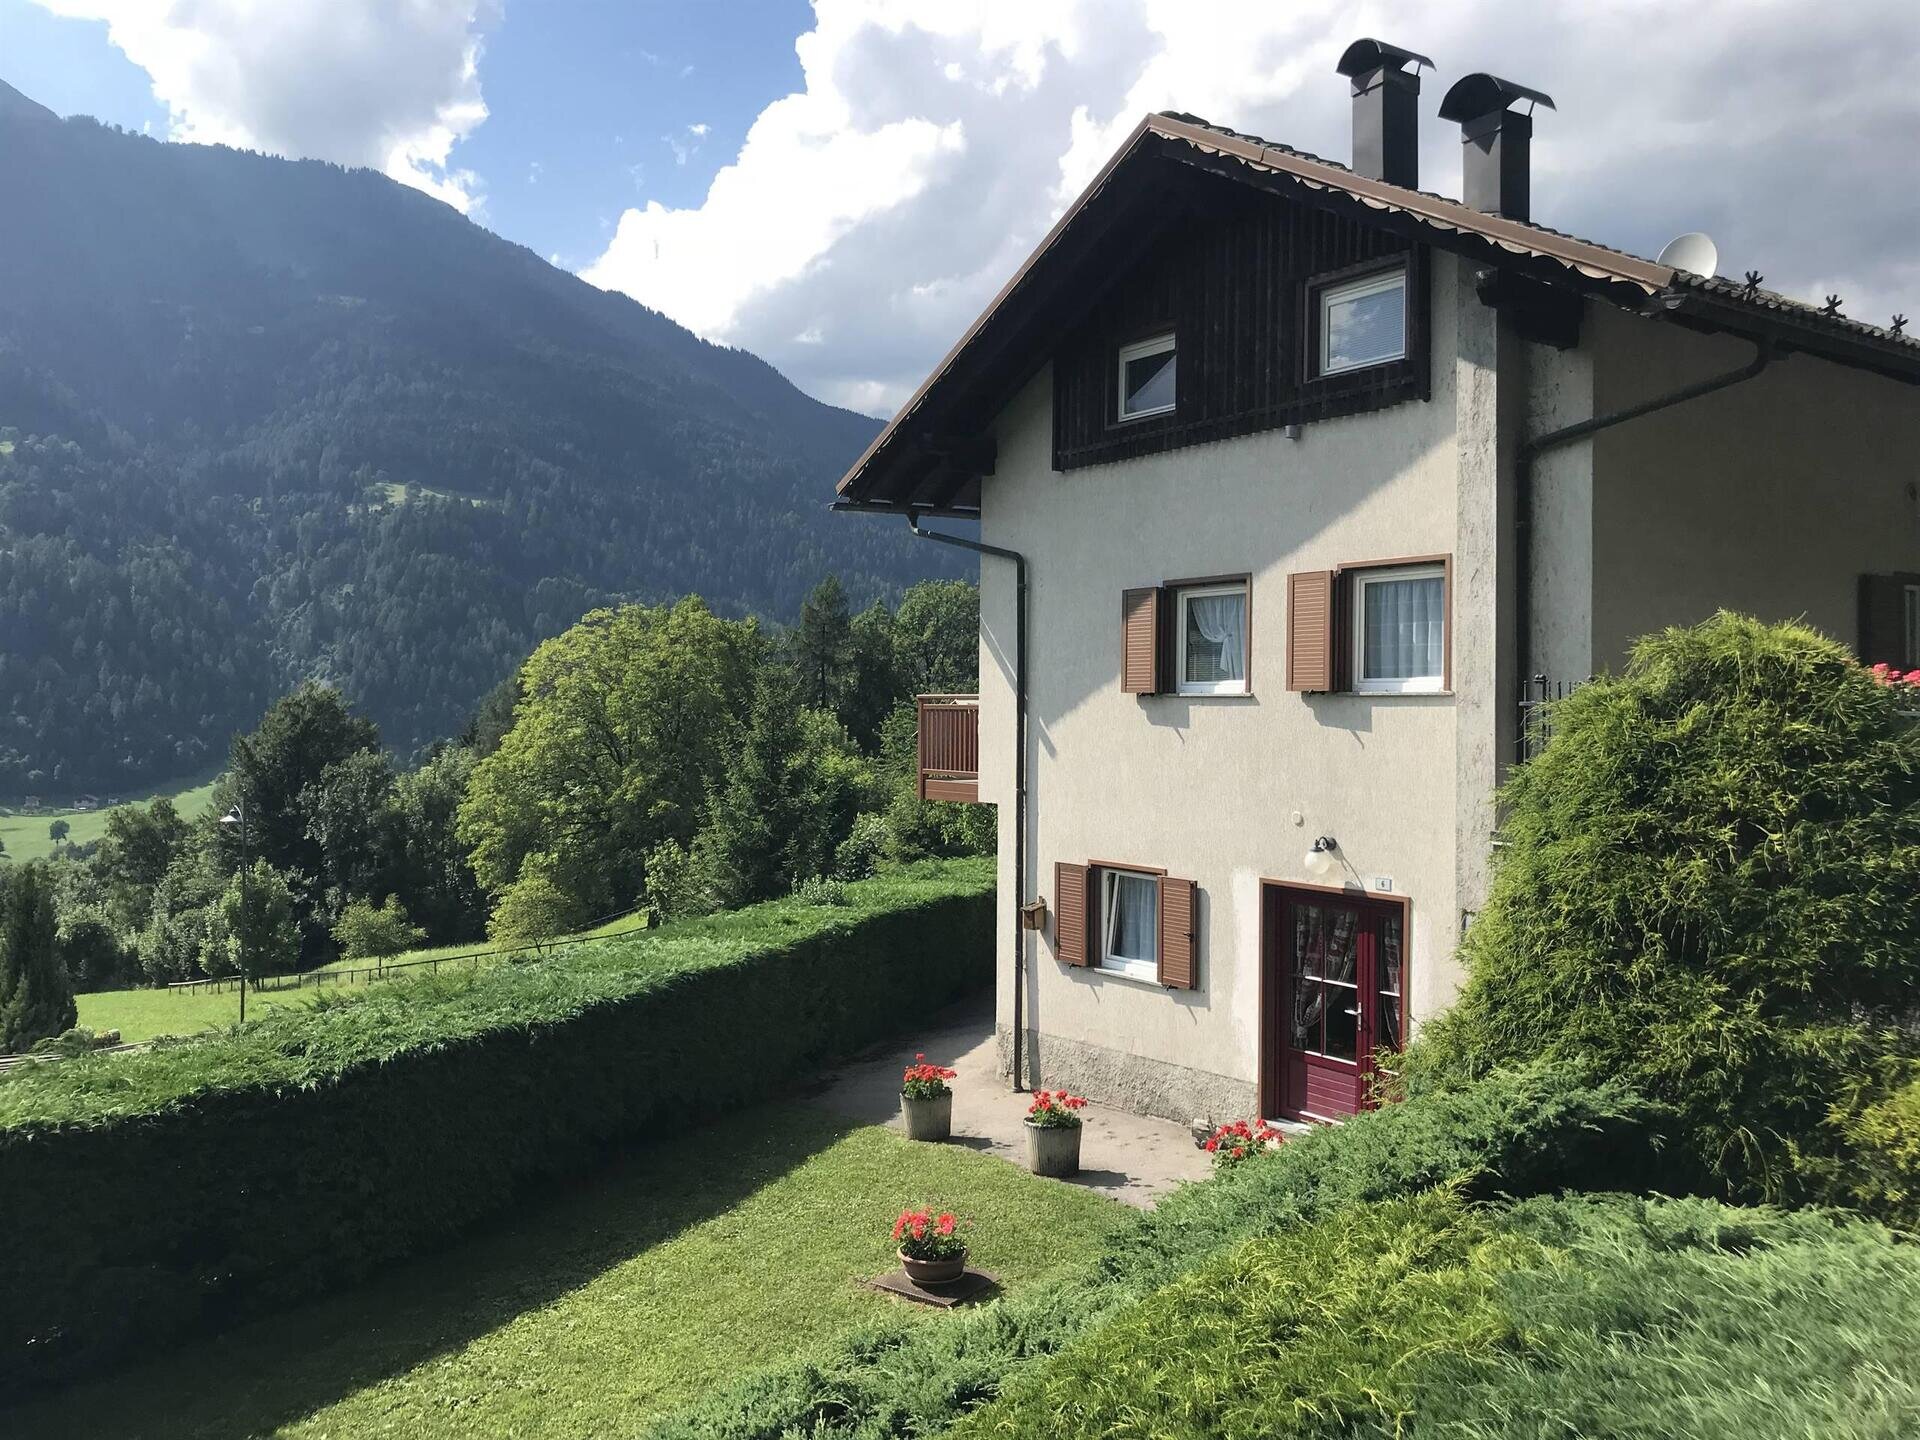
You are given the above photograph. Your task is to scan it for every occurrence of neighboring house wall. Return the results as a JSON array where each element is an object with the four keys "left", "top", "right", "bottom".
[
  {"left": 978, "top": 252, "right": 1498, "bottom": 1123},
  {"left": 1588, "top": 308, "right": 1920, "bottom": 671}
]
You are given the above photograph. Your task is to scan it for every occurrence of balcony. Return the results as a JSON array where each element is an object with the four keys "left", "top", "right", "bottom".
[{"left": 916, "top": 694, "right": 980, "bottom": 803}]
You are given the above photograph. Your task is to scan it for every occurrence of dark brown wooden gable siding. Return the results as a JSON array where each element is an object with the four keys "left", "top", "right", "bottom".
[{"left": 1051, "top": 188, "right": 1428, "bottom": 472}]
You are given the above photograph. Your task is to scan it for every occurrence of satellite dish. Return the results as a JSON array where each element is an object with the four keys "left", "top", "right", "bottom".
[{"left": 1657, "top": 231, "right": 1719, "bottom": 278}]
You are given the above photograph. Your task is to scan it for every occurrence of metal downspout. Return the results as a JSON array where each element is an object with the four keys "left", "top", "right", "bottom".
[
  {"left": 1515, "top": 340, "right": 1772, "bottom": 707},
  {"left": 906, "top": 512, "right": 1030, "bottom": 1092}
]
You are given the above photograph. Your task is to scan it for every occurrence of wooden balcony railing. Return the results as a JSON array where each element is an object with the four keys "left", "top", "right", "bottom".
[{"left": 916, "top": 694, "right": 980, "bottom": 804}]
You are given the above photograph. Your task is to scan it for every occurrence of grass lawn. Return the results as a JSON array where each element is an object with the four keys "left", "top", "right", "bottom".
[
  {"left": 68, "top": 911, "right": 654, "bottom": 1043},
  {"left": 307, "top": 907, "right": 653, "bottom": 977},
  {"left": 6, "top": 1102, "right": 1124, "bottom": 1440},
  {"left": 0, "top": 771, "right": 219, "bottom": 864},
  {"left": 74, "top": 984, "right": 317, "bottom": 1043}
]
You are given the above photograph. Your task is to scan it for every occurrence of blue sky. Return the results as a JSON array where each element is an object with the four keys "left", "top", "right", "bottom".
[
  {"left": 0, "top": 0, "right": 811, "bottom": 269},
  {"left": 5, "top": 2, "right": 1916, "bottom": 417}
]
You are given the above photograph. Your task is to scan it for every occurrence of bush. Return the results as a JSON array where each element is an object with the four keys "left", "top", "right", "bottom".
[
  {"left": 331, "top": 895, "right": 427, "bottom": 959},
  {"left": 1404, "top": 614, "right": 1920, "bottom": 1203},
  {"left": 486, "top": 865, "right": 587, "bottom": 945},
  {"left": 0, "top": 860, "right": 993, "bottom": 1399},
  {"left": 640, "top": 1064, "right": 1659, "bottom": 1440},
  {"left": 793, "top": 875, "right": 849, "bottom": 906},
  {"left": 833, "top": 812, "right": 887, "bottom": 880},
  {"left": 1840, "top": 1072, "right": 1920, "bottom": 1227},
  {"left": 642, "top": 837, "right": 721, "bottom": 922},
  {"left": 963, "top": 1191, "right": 1920, "bottom": 1439}
]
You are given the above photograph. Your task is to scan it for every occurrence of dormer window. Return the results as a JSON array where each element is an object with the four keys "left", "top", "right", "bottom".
[
  {"left": 1315, "top": 266, "right": 1408, "bottom": 375},
  {"left": 1117, "top": 333, "right": 1177, "bottom": 420}
]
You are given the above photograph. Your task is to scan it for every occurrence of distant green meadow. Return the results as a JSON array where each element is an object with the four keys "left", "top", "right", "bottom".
[
  {"left": 0, "top": 772, "right": 219, "bottom": 864},
  {"left": 75, "top": 908, "right": 657, "bottom": 1044}
]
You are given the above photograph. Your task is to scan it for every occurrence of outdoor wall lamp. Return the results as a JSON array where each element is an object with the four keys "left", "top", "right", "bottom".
[{"left": 1304, "top": 835, "right": 1340, "bottom": 881}]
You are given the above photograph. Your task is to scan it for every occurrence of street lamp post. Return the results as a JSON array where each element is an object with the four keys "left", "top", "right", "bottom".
[{"left": 220, "top": 801, "right": 248, "bottom": 1023}]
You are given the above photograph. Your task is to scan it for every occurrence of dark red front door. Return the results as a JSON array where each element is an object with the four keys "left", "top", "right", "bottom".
[{"left": 1262, "top": 886, "right": 1404, "bottom": 1121}]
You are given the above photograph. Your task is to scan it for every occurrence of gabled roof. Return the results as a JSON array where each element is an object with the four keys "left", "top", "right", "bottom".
[{"left": 836, "top": 111, "right": 1920, "bottom": 517}]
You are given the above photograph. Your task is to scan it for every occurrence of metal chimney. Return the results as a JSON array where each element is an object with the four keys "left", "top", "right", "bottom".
[
  {"left": 1438, "top": 72, "right": 1556, "bottom": 221},
  {"left": 1334, "top": 39, "right": 1433, "bottom": 189}
]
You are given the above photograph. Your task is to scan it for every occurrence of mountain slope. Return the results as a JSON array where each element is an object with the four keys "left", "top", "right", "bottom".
[{"left": 0, "top": 90, "right": 951, "bottom": 794}]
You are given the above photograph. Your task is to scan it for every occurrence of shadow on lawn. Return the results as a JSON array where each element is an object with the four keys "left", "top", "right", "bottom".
[{"left": 4, "top": 1103, "right": 865, "bottom": 1440}]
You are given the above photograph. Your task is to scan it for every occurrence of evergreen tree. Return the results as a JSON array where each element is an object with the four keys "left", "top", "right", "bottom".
[
  {"left": 701, "top": 667, "right": 810, "bottom": 908},
  {"left": 791, "top": 574, "right": 854, "bottom": 716},
  {"left": 0, "top": 863, "right": 77, "bottom": 1053},
  {"left": 842, "top": 601, "right": 901, "bottom": 750}
]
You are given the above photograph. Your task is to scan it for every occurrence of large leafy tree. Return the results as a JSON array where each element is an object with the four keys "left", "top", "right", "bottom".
[
  {"left": 300, "top": 749, "right": 402, "bottom": 914},
  {"left": 214, "top": 683, "right": 381, "bottom": 884},
  {"left": 0, "top": 863, "right": 76, "bottom": 1052},
  {"left": 892, "top": 579, "right": 979, "bottom": 698},
  {"left": 458, "top": 598, "right": 759, "bottom": 916},
  {"left": 389, "top": 745, "right": 487, "bottom": 942},
  {"left": 200, "top": 859, "right": 299, "bottom": 979}
]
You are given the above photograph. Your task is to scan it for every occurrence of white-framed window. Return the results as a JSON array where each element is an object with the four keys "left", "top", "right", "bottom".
[
  {"left": 1100, "top": 868, "right": 1160, "bottom": 981},
  {"left": 1317, "top": 267, "right": 1407, "bottom": 376},
  {"left": 1117, "top": 333, "right": 1177, "bottom": 421},
  {"left": 1176, "top": 582, "right": 1250, "bottom": 695},
  {"left": 1353, "top": 563, "right": 1446, "bottom": 694}
]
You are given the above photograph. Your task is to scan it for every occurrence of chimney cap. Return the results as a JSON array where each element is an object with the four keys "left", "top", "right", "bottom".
[
  {"left": 1438, "top": 72, "right": 1556, "bottom": 122},
  {"left": 1335, "top": 39, "right": 1434, "bottom": 80}
]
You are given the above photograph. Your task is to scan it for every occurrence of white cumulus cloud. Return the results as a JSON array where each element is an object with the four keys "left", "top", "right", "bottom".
[
  {"left": 584, "top": 0, "right": 1920, "bottom": 415},
  {"left": 32, "top": 0, "right": 498, "bottom": 212}
]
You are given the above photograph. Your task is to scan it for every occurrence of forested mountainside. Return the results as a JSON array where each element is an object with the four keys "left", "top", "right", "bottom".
[{"left": 0, "top": 80, "right": 951, "bottom": 795}]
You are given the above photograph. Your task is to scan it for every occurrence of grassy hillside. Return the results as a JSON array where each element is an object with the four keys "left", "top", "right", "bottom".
[{"left": 0, "top": 772, "right": 217, "bottom": 863}]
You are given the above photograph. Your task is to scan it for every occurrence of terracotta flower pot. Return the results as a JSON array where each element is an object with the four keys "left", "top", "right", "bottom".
[
  {"left": 898, "top": 1246, "right": 967, "bottom": 1286},
  {"left": 901, "top": 1090, "right": 953, "bottom": 1141},
  {"left": 1025, "top": 1118, "right": 1082, "bottom": 1177}
]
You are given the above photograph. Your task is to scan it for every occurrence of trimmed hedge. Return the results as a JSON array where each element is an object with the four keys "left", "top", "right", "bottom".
[
  {"left": 639, "top": 1063, "right": 1660, "bottom": 1440},
  {"left": 0, "top": 861, "right": 992, "bottom": 1398}
]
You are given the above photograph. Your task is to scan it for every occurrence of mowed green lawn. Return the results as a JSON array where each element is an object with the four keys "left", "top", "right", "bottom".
[
  {"left": 0, "top": 773, "right": 219, "bottom": 863},
  {"left": 73, "top": 911, "right": 655, "bottom": 1042},
  {"left": 8, "top": 1103, "right": 1126, "bottom": 1440},
  {"left": 75, "top": 984, "right": 318, "bottom": 1043}
]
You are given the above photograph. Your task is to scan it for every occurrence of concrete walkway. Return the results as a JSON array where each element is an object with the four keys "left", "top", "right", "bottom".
[{"left": 804, "top": 994, "right": 1211, "bottom": 1208}]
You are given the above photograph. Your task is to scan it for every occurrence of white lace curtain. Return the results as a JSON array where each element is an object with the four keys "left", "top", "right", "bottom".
[
  {"left": 1108, "top": 872, "right": 1158, "bottom": 960},
  {"left": 1363, "top": 575, "right": 1443, "bottom": 679},
  {"left": 1186, "top": 592, "right": 1247, "bottom": 682}
]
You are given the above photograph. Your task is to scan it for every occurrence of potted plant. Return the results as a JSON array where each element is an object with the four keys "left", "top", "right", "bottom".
[
  {"left": 893, "top": 1206, "right": 969, "bottom": 1286},
  {"left": 1023, "top": 1089, "right": 1088, "bottom": 1176},
  {"left": 1203, "top": 1118, "right": 1285, "bottom": 1172},
  {"left": 900, "top": 1053, "right": 958, "bottom": 1141}
]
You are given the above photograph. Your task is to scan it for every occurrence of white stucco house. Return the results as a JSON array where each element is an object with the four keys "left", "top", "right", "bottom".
[{"left": 835, "top": 42, "right": 1920, "bottom": 1124}]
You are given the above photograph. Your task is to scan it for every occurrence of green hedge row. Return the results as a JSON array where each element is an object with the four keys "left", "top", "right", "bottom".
[{"left": 0, "top": 861, "right": 993, "bottom": 1399}]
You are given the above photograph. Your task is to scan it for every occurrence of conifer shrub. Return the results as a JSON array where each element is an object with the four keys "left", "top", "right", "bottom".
[
  {"left": 1403, "top": 613, "right": 1920, "bottom": 1203},
  {"left": 961, "top": 1191, "right": 1920, "bottom": 1440}
]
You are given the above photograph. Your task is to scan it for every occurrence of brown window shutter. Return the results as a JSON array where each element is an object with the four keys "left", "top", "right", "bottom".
[
  {"left": 1287, "top": 570, "right": 1335, "bottom": 691},
  {"left": 1860, "top": 575, "right": 1915, "bottom": 667},
  {"left": 1054, "top": 862, "right": 1092, "bottom": 966},
  {"left": 1157, "top": 876, "right": 1197, "bottom": 989},
  {"left": 1121, "top": 588, "right": 1163, "bottom": 693}
]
